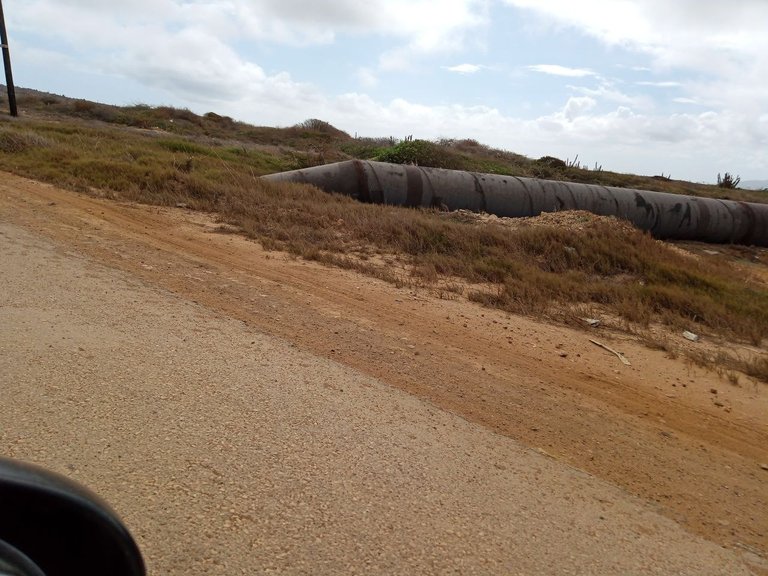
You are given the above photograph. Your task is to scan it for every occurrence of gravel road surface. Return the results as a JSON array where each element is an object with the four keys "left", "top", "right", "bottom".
[{"left": 0, "top": 220, "right": 756, "bottom": 572}]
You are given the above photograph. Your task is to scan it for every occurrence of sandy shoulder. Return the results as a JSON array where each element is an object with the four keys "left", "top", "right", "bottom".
[{"left": 0, "top": 220, "right": 754, "bottom": 574}]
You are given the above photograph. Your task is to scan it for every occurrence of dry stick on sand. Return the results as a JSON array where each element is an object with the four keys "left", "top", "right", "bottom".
[{"left": 589, "top": 339, "right": 632, "bottom": 366}]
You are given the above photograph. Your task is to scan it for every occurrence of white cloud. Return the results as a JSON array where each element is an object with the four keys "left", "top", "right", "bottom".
[
  {"left": 6, "top": 0, "right": 767, "bottom": 180},
  {"left": 567, "top": 82, "right": 650, "bottom": 109},
  {"left": 119, "top": 29, "right": 268, "bottom": 101},
  {"left": 503, "top": 1, "right": 768, "bottom": 109},
  {"left": 9, "top": 0, "right": 489, "bottom": 102},
  {"left": 203, "top": 83, "right": 765, "bottom": 180},
  {"left": 303, "top": 91, "right": 764, "bottom": 180},
  {"left": 503, "top": 0, "right": 768, "bottom": 59},
  {"left": 445, "top": 64, "right": 486, "bottom": 74},
  {"left": 356, "top": 67, "right": 379, "bottom": 88},
  {"left": 13, "top": 0, "right": 488, "bottom": 48},
  {"left": 14, "top": 43, "right": 78, "bottom": 71},
  {"left": 235, "top": 0, "right": 489, "bottom": 67},
  {"left": 238, "top": 0, "right": 488, "bottom": 48},
  {"left": 636, "top": 81, "right": 682, "bottom": 88},
  {"left": 527, "top": 64, "right": 595, "bottom": 77},
  {"left": 561, "top": 96, "right": 597, "bottom": 121},
  {"left": 500, "top": 0, "right": 768, "bottom": 177},
  {"left": 11, "top": 0, "right": 489, "bottom": 70}
]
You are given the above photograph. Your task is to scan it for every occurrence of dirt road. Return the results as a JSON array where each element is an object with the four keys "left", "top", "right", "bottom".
[{"left": 1, "top": 173, "right": 766, "bottom": 574}]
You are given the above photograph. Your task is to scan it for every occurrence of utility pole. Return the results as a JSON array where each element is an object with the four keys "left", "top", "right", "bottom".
[{"left": 0, "top": 0, "right": 18, "bottom": 117}]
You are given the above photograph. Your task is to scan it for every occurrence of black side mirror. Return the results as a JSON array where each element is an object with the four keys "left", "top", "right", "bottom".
[{"left": 0, "top": 458, "right": 145, "bottom": 576}]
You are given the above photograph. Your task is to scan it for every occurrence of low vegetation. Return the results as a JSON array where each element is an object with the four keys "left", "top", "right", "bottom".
[
  {"left": 717, "top": 172, "right": 741, "bottom": 189},
  {"left": 1, "top": 88, "right": 766, "bottom": 381}
]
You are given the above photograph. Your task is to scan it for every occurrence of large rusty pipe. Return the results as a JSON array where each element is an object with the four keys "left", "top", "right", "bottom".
[{"left": 263, "top": 160, "right": 768, "bottom": 246}]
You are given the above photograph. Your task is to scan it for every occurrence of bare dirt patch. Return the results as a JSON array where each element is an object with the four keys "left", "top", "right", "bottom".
[
  {"left": 1, "top": 174, "right": 767, "bottom": 568},
  {"left": 444, "top": 208, "right": 637, "bottom": 235}
]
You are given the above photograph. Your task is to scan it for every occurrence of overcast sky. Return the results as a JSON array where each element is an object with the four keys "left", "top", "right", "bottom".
[{"left": 5, "top": 0, "right": 768, "bottom": 182}]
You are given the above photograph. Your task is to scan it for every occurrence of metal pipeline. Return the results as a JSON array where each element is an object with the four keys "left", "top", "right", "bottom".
[{"left": 263, "top": 160, "right": 768, "bottom": 246}]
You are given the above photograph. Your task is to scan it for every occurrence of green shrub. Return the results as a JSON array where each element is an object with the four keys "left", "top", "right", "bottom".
[{"left": 376, "top": 139, "right": 461, "bottom": 169}]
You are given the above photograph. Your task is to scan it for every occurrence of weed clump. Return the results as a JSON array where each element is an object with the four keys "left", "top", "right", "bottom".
[
  {"left": 0, "top": 128, "right": 53, "bottom": 153},
  {"left": 717, "top": 172, "right": 741, "bottom": 189}
]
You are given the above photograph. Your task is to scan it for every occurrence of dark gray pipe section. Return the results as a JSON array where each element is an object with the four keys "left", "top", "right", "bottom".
[{"left": 263, "top": 160, "right": 768, "bottom": 246}]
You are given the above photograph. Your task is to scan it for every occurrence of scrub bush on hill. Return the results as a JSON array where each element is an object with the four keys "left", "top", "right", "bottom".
[{"left": 375, "top": 139, "right": 464, "bottom": 169}]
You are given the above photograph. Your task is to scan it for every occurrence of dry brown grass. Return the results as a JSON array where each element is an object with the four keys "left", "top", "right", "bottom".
[
  {"left": 11, "top": 86, "right": 768, "bottom": 203},
  {"left": 2, "top": 89, "right": 767, "bottom": 381},
  {"left": 210, "top": 177, "right": 768, "bottom": 348}
]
